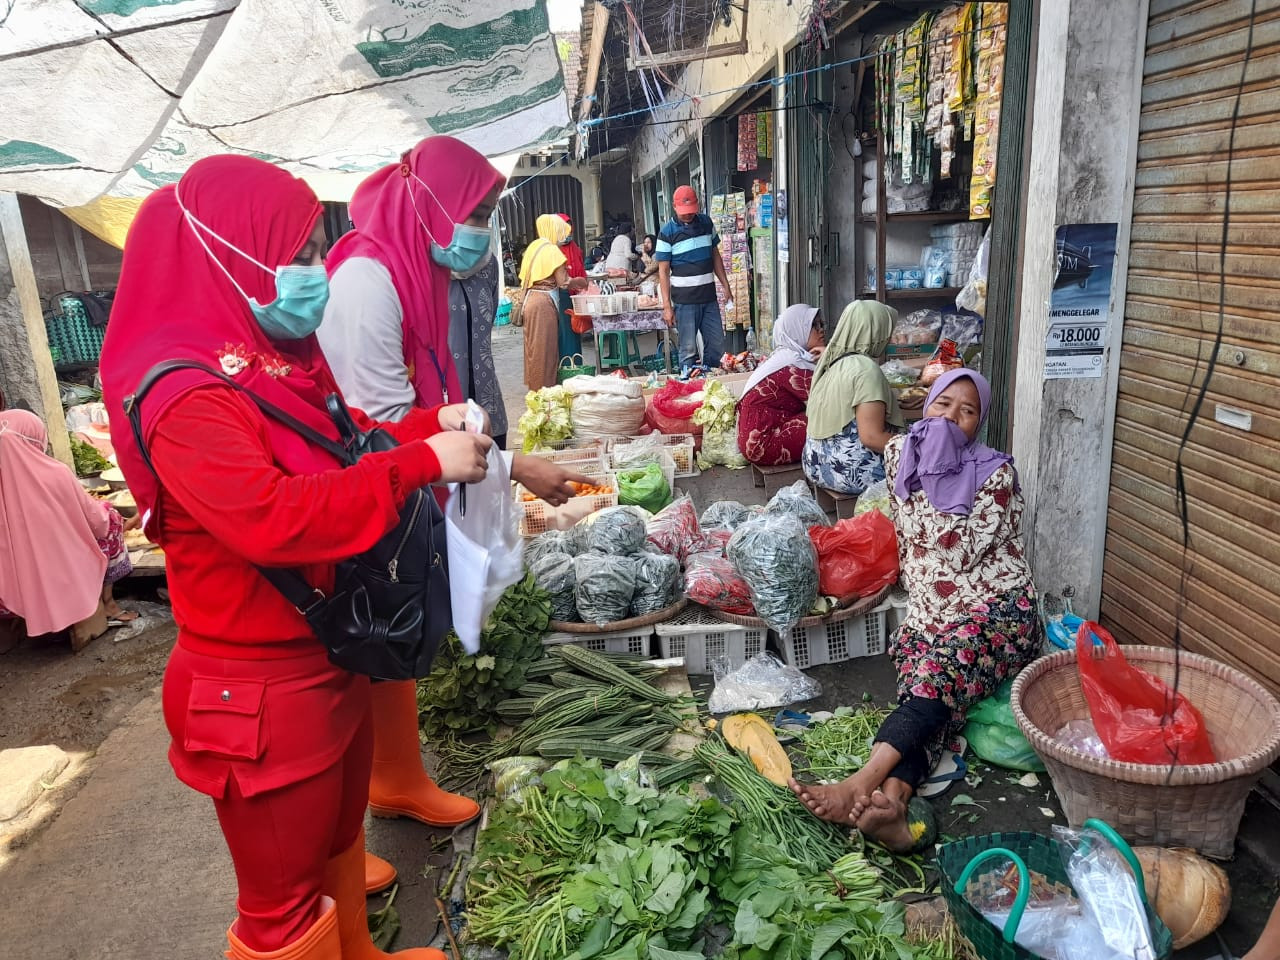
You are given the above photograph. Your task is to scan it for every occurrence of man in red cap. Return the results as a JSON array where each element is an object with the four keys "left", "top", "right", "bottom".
[{"left": 655, "top": 184, "right": 731, "bottom": 370}]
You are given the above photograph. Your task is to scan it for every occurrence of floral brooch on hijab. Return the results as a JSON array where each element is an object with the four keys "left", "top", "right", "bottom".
[{"left": 217, "top": 343, "right": 293, "bottom": 379}]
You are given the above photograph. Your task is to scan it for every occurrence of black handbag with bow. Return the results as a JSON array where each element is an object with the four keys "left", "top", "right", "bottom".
[{"left": 124, "top": 360, "right": 449, "bottom": 680}]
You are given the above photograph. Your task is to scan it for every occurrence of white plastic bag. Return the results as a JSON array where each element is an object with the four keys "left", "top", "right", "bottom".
[
  {"left": 446, "top": 449, "right": 523, "bottom": 654},
  {"left": 1055, "top": 825, "right": 1157, "bottom": 960},
  {"left": 708, "top": 652, "right": 821, "bottom": 713}
]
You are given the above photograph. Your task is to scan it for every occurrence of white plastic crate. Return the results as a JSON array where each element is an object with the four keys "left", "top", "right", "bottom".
[
  {"left": 780, "top": 608, "right": 888, "bottom": 669},
  {"left": 517, "top": 471, "right": 617, "bottom": 536},
  {"left": 571, "top": 293, "right": 620, "bottom": 315},
  {"left": 611, "top": 433, "right": 698, "bottom": 477},
  {"left": 655, "top": 605, "right": 765, "bottom": 674},
  {"left": 542, "top": 627, "right": 654, "bottom": 657},
  {"left": 530, "top": 446, "right": 606, "bottom": 470},
  {"left": 605, "top": 448, "right": 677, "bottom": 503}
]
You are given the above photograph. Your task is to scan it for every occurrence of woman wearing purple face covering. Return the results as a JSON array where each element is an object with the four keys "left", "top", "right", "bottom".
[{"left": 790, "top": 368, "right": 1041, "bottom": 851}]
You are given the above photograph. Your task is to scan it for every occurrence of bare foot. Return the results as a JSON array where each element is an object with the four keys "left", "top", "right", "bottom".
[
  {"left": 855, "top": 789, "right": 916, "bottom": 852},
  {"left": 788, "top": 773, "right": 880, "bottom": 829}
]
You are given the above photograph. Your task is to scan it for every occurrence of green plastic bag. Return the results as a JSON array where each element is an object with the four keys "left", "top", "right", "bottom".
[
  {"left": 962, "top": 679, "right": 1046, "bottom": 772},
  {"left": 616, "top": 462, "right": 671, "bottom": 514}
]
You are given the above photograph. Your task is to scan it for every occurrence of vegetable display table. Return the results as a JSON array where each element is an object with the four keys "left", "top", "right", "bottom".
[{"left": 590, "top": 310, "right": 673, "bottom": 374}]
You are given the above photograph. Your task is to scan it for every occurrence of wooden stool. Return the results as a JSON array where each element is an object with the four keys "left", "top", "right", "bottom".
[
  {"left": 811, "top": 484, "right": 860, "bottom": 520},
  {"left": 750, "top": 462, "right": 805, "bottom": 496}
]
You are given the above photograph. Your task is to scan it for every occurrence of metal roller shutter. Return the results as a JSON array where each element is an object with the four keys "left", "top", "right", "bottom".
[{"left": 1100, "top": 0, "right": 1280, "bottom": 691}]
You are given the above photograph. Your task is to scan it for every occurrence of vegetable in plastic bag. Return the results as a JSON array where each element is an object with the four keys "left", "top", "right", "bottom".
[
  {"left": 697, "top": 427, "right": 748, "bottom": 470},
  {"left": 962, "top": 679, "right": 1046, "bottom": 772},
  {"left": 645, "top": 495, "right": 702, "bottom": 563},
  {"left": 808, "top": 511, "right": 899, "bottom": 599},
  {"left": 517, "top": 385, "right": 574, "bottom": 453},
  {"left": 585, "top": 506, "right": 647, "bottom": 556},
  {"left": 524, "top": 529, "right": 571, "bottom": 568},
  {"left": 616, "top": 462, "right": 672, "bottom": 514},
  {"left": 690, "top": 379, "right": 738, "bottom": 434},
  {"left": 853, "top": 480, "right": 893, "bottom": 519},
  {"left": 528, "top": 552, "right": 578, "bottom": 622},
  {"left": 727, "top": 514, "right": 819, "bottom": 634},
  {"left": 880, "top": 359, "right": 920, "bottom": 388},
  {"left": 891, "top": 308, "right": 944, "bottom": 345},
  {"left": 646, "top": 379, "right": 706, "bottom": 435},
  {"left": 573, "top": 552, "right": 638, "bottom": 625},
  {"left": 700, "top": 500, "right": 750, "bottom": 532},
  {"left": 765, "top": 480, "right": 830, "bottom": 529},
  {"left": 683, "top": 551, "right": 754, "bottom": 615},
  {"left": 489, "top": 756, "right": 550, "bottom": 799},
  {"left": 630, "top": 552, "right": 681, "bottom": 616}
]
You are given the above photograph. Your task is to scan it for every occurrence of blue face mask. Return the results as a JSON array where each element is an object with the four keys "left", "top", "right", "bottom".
[
  {"left": 176, "top": 194, "right": 330, "bottom": 341},
  {"left": 249, "top": 265, "right": 330, "bottom": 340},
  {"left": 405, "top": 169, "right": 494, "bottom": 274},
  {"left": 430, "top": 222, "right": 492, "bottom": 273}
]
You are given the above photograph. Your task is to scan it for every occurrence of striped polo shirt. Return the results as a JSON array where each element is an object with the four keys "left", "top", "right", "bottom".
[{"left": 655, "top": 213, "right": 720, "bottom": 305}]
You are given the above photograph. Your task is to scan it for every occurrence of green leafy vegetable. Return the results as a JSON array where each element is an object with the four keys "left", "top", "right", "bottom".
[
  {"left": 69, "top": 435, "right": 110, "bottom": 477},
  {"left": 518, "top": 385, "right": 574, "bottom": 453}
]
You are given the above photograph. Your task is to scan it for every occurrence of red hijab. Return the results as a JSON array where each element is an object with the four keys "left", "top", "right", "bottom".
[
  {"left": 557, "top": 213, "right": 587, "bottom": 279},
  {"left": 326, "top": 136, "right": 505, "bottom": 408},
  {"left": 100, "top": 155, "right": 340, "bottom": 528}
]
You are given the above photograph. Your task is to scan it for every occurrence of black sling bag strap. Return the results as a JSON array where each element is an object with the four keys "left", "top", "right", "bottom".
[{"left": 123, "top": 359, "right": 449, "bottom": 679}]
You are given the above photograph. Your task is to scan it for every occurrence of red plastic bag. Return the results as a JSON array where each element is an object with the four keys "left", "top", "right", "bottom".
[
  {"left": 684, "top": 551, "right": 755, "bottom": 615},
  {"left": 808, "top": 511, "right": 900, "bottom": 600},
  {"left": 644, "top": 495, "right": 702, "bottom": 564},
  {"left": 1075, "top": 622, "right": 1217, "bottom": 765},
  {"left": 646, "top": 380, "right": 706, "bottom": 436}
]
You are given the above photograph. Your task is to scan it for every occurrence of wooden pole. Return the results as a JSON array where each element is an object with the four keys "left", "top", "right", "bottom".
[{"left": 0, "top": 193, "right": 73, "bottom": 468}]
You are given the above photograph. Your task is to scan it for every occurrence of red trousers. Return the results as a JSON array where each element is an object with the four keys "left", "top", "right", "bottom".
[{"left": 212, "top": 710, "right": 372, "bottom": 950}]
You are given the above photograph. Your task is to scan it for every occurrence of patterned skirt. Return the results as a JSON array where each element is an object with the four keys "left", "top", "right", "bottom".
[
  {"left": 889, "top": 585, "right": 1042, "bottom": 768},
  {"left": 801, "top": 419, "right": 886, "bottom": 496}
]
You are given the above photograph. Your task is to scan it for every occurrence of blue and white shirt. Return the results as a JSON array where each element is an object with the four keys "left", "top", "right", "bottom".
[{"left": 655, "top": 213, "right": 720, "bottom": 305}]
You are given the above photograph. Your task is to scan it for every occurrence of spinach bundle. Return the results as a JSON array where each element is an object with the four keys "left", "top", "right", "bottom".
[
  {"left": 728, "top": 513, "right": 819, "bottom": 634},
  {"left": 630, "top": 552, "right": 681, "bottom": 616},
  {"left": 529, "top": 553, "right": 578, "bottom": 622},
  {"left": 573, "top": 552, "right": 637, "bottom": 625},
  {"left": 765, "top": 479, "right": 831, "bottom": 529},
  {"left": 585, "top": 506, "right": 647, "bottom": 556}
]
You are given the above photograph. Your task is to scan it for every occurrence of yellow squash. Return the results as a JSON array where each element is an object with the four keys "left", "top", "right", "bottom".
[{"left": 722, "top": 713, "right": 793, "bottom": 786}]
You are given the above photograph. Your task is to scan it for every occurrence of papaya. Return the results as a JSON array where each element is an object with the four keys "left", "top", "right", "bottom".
[{"left": 722, "top": 713, "right": 793, "bottom": 786}]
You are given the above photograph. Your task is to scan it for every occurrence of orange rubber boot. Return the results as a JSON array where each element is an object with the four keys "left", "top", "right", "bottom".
[
  {"left": 323, "top": 831, "right": 444, "bottom": 960},
  {"left": 367, "top": 680, "right": 479, "bottom": 827},
  {"left": 364, "top": 851, "right": 397, "bottom": 895},
  {"left": 225, "top": 896, "right": 340, "bottom": 960}
]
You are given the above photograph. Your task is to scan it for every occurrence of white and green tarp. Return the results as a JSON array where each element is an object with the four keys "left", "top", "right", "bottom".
[{"left": 0, "top": 0, "right": 571, "bottom": 207}]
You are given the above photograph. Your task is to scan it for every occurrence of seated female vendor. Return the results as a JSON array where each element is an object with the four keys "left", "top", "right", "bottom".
[
  {"left": 790, "top": 369, "right": 1042, "bottom": 852},
  {"left": 0, "top": 409, "right": 136, "bottom": 642},
  {"left": 801, "top": 300, "right": 902, "bottom": 496},
  {"left": 736, "top": 304, "right": 825, "bottom": 467}
]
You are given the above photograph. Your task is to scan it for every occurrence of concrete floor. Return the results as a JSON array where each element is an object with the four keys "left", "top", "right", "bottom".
[{"left": 0, "top": 323, "right": 1274, "bottom": 958}]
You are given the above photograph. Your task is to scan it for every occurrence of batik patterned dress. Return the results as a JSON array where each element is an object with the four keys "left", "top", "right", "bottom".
[
  {"left": 883, "top": 434, "right": 1042, "bottom": 760},
  {"left": 737, "top": 366, "right": 812, "bottom": 466}
]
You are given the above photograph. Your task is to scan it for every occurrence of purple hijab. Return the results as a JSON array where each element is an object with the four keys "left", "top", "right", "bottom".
[{"left": 893, "top": 369, "right": 1015, "bottom": 515}]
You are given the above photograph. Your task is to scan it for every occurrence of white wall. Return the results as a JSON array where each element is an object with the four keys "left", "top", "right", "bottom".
[{"left": 1012, "top": 0, "right": 1150, "bottom": 616}]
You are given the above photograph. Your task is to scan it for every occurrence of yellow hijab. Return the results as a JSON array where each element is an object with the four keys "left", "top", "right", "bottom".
[{"left": 536, "top": 213, "right": 571, "bottom": 245}]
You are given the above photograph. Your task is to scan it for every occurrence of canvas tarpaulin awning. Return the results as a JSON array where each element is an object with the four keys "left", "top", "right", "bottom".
[{"left": 0, "top": 0, "right": 571, "bottom": 208}]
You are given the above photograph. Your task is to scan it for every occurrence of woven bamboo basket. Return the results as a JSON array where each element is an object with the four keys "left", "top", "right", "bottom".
[{"left": 1010, "top": 645, "right": 1280, "bottom": 859}]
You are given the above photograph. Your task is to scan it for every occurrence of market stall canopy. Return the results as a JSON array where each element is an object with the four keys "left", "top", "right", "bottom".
[{"left": 0, "top": 0, "right": 571, "bottom": 209}]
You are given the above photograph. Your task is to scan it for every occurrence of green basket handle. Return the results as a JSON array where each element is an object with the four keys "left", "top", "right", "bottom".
[
  {"left": 952, "top": 847, "right": 1031, "bottom": 944},
  {"left": 1081, "top": 818, "right": 1149, "bottom": 906}
]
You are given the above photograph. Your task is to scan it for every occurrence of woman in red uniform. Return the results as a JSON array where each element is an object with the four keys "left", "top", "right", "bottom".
[{"left": 99, "top": 155, "right": 487, "bottom": 960}]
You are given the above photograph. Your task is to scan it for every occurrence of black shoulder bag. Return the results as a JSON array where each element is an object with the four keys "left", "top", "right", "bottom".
[{"left": 123, "top": 360, "right": 449, "bottom": 680}]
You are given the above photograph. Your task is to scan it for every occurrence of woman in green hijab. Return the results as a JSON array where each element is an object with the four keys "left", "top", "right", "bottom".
[{"left": 802, "top": 300, "right": 904, "bottom": 495}]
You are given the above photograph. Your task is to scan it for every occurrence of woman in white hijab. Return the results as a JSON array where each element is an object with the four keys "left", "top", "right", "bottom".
[{"left": 736, "top": 304, "right": 825, "bottom": 466}]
